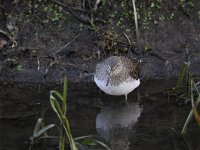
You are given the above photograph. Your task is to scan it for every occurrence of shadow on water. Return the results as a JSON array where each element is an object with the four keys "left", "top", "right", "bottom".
[{"left": 0, "top": 81, "right": 200, "bottom": 150}]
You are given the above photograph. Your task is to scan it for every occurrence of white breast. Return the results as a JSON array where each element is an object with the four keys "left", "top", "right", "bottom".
[{"left": 94, "top": 76, "right": 140, "bottom": 96}]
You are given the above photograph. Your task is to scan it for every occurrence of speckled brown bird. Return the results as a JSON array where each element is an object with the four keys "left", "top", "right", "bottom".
[{"left": 94, "top": 56, "right": 140, "bottom": 101}]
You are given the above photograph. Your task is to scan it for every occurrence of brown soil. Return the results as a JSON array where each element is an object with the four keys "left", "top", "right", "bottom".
[{"left": 0, "top": 0, "right": 200, "bottom": 83}]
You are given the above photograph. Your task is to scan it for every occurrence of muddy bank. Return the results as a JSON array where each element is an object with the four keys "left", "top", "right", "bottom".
[{"left": 0, "top": 0, "right": 200, "bottom": 84}]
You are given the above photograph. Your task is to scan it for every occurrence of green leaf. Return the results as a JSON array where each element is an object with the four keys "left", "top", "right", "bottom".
[
  {"left": 79, "top": 138, "right": 95, "bottom": 146},
  {"left": 182, "top": 86, "right": 200, "bottom": 134},
  {"left": 33, "top": 124, "right": 55, "bottom": 138},
  {"left": 93, "top": 139, "right": 111, "bottom": 150},
  {"left": 50, "top": 98, "right": 63, "bottom": 121},
  {"left": 50, "top": 90, "right": 63, "bottom": 102},
  {"left": 33, "top": 118, "right": 43, "bottom": 136}
]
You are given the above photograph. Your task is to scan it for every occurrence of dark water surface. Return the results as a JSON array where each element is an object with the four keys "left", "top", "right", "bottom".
[{"left": 0, "top": 82, "right": 200, "bottom": 150}]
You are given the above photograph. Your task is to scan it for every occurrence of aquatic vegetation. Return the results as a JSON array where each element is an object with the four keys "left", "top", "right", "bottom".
[
  {"left": 182, "top": 79, "right": 200, "bottom": 134},
  {"left": 30, "top": 76, "right": 111, "bottom": 150},
  {"left": 50, "top": 76, "right": 77, "bottom": 150},
  {"left": 30, "top": 118, "right": 55, "bottom": 143},
  {"left": 180, "top": 65, "right": 200, "bottom": 133},
  {"left": 168, "top": 54, "right": 200, "bottom": 133},
  {"left": 30, "top": 76, "right": 77, "bottom": 150}
]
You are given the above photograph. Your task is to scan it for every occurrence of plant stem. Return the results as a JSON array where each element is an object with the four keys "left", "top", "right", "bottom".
[
  {"left": 131, "top": 0, "right": 142, "bottom": 55},
  {"left": 59, "top": 131, "right": 65, "bottom": 150},
  {"left": 182, "top": 93, "right": 200, "bottom": 134}
]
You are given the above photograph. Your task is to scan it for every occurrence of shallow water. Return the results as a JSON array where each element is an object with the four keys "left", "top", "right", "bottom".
[{"left": 0, "top": 82, "right": 200, "bottom": 150}]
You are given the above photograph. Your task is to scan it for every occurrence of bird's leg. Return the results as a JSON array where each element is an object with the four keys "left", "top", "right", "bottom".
[
  {"left": 125, "top": 94, "right": 128, "bottom": 104},
  {"left": 137, "top": 88, "right": 141, "bottom": 102}
]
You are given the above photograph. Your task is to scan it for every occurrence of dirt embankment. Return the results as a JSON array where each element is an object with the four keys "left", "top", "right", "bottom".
[{"left": 0, "top": 0, "right": 200, "bottom": 83}]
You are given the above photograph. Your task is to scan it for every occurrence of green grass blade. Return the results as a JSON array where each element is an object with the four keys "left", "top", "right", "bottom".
[
  {"left": 192, "top": 80, "right": 199, "bottom": 93},
  {"left": 93, "top": 139, "right": 111, "bottom": 150},
  {"left": 182, "top": 93, "right": 200, "bottom": 134},
  {"left": 50, "top": 90, "right": 64, "bottom": 102},
  {"left": 94, "top": 139, "right": 111, "bottom": 150},
  {"left": 33, "top": 124, "right": 55, "bottom": 138},
  {"left": 50, "top": 98, "right": 63, "bottom": 121},
  {"left": 63, "top": 117, "right": 71, "bottom": 133},
  {"left": 30, "top": 118, "right": 44, "bottom": 143},
  {"left": 63, "top": 76, "right": 67, "bottom": 115},
  {"left": 62, "top": 117, "right": 78, "bottom": 150},
  {"left": 33, "top": 118, "right": 43, "bottom": 136},
  {"left": 59, "top": 133, "right": 65, "bottom": 150},
  {"left": 191, "top": 99, "right": 200, "bottom": 127},
  {"left": 191, "top": 81, "right": 200, "bottom": 126},
  {"left": 38, "top": 136, "right": 59, "bottom": 140},
  {"left": 49, "top": 76, "right": 78, "bottom": 150},
  {"left": 74, "top": 135, "right": 93, "bottom": 141},
  {"left": 175, "top": 62, "right": 189, "bottom": 89}
]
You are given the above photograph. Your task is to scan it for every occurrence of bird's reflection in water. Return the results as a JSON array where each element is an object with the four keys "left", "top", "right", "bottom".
[{"left": 96, "top": 102, "right": 141, "bottom": 150}]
